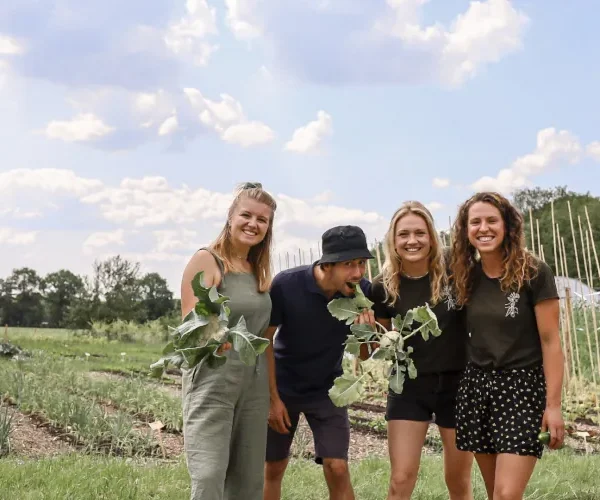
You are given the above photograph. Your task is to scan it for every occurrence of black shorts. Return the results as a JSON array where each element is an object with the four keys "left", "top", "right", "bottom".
[
  {"left": 456, "top": 363, "right": 546, "bottom": 459},
  {"left": 386, "top": 371, "right": 462, "bottom": 428},
  {"left": 266, "top": 394, "right": 349, "bottom": 465}
]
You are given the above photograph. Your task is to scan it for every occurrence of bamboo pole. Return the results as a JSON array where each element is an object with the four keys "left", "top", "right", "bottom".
[
  {"left": 536, "top": 219, "right": 542, "bottom": 259},
  {"left": 577, "top": 215, "right": 597, "bottom": 384},
  {"left": 585, "top": 229, "right": 600, "bottom": 382},
  {"left": 278, "top": 253, "right": 282, "bottom": 273},
  {"left": 562, "top": 235, "right": 583, "bottom": 381},
  {"left": 551, "top": 200, "right": 559, "bottom": 276},
  {"left": 529, "top": 208, "right": 536, "bottom": 254},
  {"left": 567, "top": 201, "right": 585, "bottom": 297},
  {"left": 557, "top": 224, "right": 574, "bottom": 383},
  {"left": 285, "top": 252, "right": 290, "bottom": 269},
  {"left": 375, "top": 240, "right": 383, "bottom": 275},
  {"left": 584, "top": 206, "right": 600, "bottom": 282}
]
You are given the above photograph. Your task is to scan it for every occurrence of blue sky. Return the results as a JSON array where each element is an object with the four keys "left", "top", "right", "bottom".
[{"left": 1, "top": 0, "right": 599, "bottom": 294}]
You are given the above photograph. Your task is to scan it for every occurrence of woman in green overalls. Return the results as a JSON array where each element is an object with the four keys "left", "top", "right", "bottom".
[{"left": 180, "top": 182, "right": 277, "bottom": 500}]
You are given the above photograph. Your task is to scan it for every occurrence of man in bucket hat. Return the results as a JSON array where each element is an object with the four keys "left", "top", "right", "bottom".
[{"left": 263, "top": 226, "right": 374, "bottom": 500}]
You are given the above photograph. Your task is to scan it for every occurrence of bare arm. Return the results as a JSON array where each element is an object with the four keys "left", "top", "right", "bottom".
[
  {"left": 264, "top": 325, "right": 279, "bottom": 401},
  {"left": 535, "top": 297, "right": 565, "bottom": 449},
  {"left": 180, "top": 250, "right": 221, "bottom": 319}
]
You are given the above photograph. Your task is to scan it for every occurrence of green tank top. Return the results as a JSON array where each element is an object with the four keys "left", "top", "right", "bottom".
[{"left": 202, "top": 248, "right": 272, "bottom": 339}]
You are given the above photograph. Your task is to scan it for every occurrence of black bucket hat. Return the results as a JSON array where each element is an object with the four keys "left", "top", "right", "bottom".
[{"left": 317, "top": 225, "right": 374, "bottom": 264}]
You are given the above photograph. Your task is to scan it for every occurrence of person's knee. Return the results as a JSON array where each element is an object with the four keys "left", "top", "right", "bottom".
[
  {"left": 264, "top": 459, "right": 289, "bottom": 481},
  {"left": 493, "top": 482, "right": 524, "bottom": 500},
  {"left": 323, "top": 458, "right": 349, "bottom": 479},
  {"left": 444, "top": 470, "right": 471, "bottom": 497},
  {"left": 389, "top": 469, "right": 418, "bottom": 495}
]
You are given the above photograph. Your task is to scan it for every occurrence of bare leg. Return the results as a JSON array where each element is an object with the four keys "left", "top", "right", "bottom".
[
  {"left": 493, "top": 454, "right": 538, "bottom": 500},
  {"left": 263, "top": 459, "right": 289, "bottom": 500},
  {"left": 322, "top": 458, "right": 355, "bottom": 500},
  {"left": 387, "top": 420, "right": 429, "bottom": 500},
  {"left": 438, "top": 427, "right": 474, "bottom": 500},
  {"left": 474, "top": 454, "right": 497, "bottom": 500}
]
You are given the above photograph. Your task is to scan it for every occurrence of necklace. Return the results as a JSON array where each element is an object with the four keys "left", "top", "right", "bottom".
[{"left": 402, "top": 271, "right": 429, "bottom": 280}]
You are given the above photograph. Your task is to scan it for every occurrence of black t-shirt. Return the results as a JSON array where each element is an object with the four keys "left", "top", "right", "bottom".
[
  {"left": 269, "top": 264, "right": 372, "bottom": 401},
  {"left": 370, "top": 274, "right": 467, "bottom": 374},
  {"left": 465, "top": 259, "right": 559, "bottom": 370}
]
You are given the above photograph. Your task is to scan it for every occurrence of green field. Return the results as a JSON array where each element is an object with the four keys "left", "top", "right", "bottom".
[{"left": 1, "top": 326, "right": 599, "bottom": 499}]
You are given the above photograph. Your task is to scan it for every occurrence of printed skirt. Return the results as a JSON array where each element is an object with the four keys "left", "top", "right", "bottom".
[{"left": 455, "top": 363, "right": 546, "bottom": 459}]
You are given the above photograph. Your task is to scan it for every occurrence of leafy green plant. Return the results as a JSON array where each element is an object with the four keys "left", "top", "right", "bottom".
[
  {"left": 327, "top": 285, "right": 441, "bottom": 407},
  {"left": 150, "top": 272, "right": 270, "bottom": 378},
  {"left": 0, "top": 406, "right": 13, "bottom": 457}
]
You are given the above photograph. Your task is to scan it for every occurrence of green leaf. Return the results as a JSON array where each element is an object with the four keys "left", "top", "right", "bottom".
[
  {"left": 328, "top": 373, "right": 365, "bottom": 407},
  {"left": 349, "top": 323, "right": 376, "bottom": 340},
  {"left": 327, "top": 298, "right": 361, "bottom": 325},
  {"left": 413, "top": 303, "right": 441, "bottom": 341},
  {"left": 407, "top": 359, "right": 417, "bottom": 379},
  {"left": 392, "top": 310, "right": 414, "bottom": 334},
  {"left": 344, "top": 334, "right": 361, "bottom": 356},
  {"left": 372, "top": 347, "right": 393, "bottom": 360},
  {"left": 389, "top": 364, "right": 406, "bottom": 394},
  {"left": 352, "top": 283, "right": 374, "bottom": 309},
  {"left": 227, "top": 316, "right": 270, "bottom": 366},
  {"left": 174, "top": 310, "right": 211, "bottom": 345},
  {"left": 149, "top": 351, "right": 186, "bottom": 378}
]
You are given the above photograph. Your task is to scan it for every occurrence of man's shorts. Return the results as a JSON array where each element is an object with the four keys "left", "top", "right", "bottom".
[
  {"left": 386, "top": 370, "right": 462, "bottom": 428},
  {"left": 266, "top": 394, "right": 350, "bottom": 464}
]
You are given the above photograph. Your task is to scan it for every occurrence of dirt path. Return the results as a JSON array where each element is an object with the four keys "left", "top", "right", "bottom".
[{"left": 1, "top": 403, "right": 75, "bottom": 458}]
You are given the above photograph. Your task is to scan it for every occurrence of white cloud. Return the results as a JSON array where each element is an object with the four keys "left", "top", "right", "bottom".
[
  {"left": 311, "top": 190, "right": 335, "bottom": 204},
  {"left": 587, "top": 141, "right": 600, "bottom": 161},
  {"left": 184, "top": 88, "right": 274, "bottom": 147},
  {"left": 0, "top": 168, "right": 103, "bottom": 197},
  {"left": 153, "top": 229, "right": 202, "bottom": 253},
  {"left": 426, "top": 202, "right": 444, "bottom": 212},
  {"left": 377, "top": 0, "right": 528, "bottom": 86},
  {"left": 83, "top": 229, "right": 126, "bottom": 254},
  {"left": 44, "top": 113, "right": 115, "bottom": 143},
  {"left": 0, "top": 208, "right": 43, "bottom": 219},
  {"left": 225, "top": 0, "right": 263, "bottom": 40},
  {"left": 222, "top": 121, "right": 275, "bottom": 147},
  {"left": 284, "top": 111, "right": 333, "bottom": 154},
  {"left": 0, "top": 34, "right": 24, "bottom": 55},
  {"left": 164, "top": 0, "right": 219, "bottom": 66},
  {"left": 471, "top": 127, "right": 583, "bottom": 194},
  {"left": 432, "top": 177, "right": 450, "bottom": 188},
  {"left": 158, "top": 115, "right": 179, "bottom": 136},
  {"left": 0, "top": 228, "right": 37, "bottom": 245}
]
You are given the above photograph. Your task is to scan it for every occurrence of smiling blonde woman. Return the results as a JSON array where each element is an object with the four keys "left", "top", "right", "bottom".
[{"left": 370, "top": 201, "right": 473, "bottom": 500}]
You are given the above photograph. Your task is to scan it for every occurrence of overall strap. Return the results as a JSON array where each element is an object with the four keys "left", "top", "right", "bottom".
[{"left": 198, "top": 247, "right": 226, "bottom": 277}]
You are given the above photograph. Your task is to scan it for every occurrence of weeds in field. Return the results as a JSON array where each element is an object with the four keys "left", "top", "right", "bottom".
[{"left": 0, "top": 406, "right": 13, "bottom": 457}]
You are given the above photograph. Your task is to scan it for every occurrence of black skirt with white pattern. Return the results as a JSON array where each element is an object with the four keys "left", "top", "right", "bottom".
[{"left": 455, "top": 363, "right": 546, "bottom": 459}]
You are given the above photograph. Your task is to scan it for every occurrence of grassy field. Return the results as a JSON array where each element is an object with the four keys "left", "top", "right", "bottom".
[
  {"left": 1, "top": 326, "right": 599, "bottom": 499},
  {"left": 0, "top": 452, "right": 598, "bottom": 499}
]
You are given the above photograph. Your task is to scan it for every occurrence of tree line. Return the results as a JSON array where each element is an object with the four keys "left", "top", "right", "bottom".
[
  {"left": 0, "top": 256, "right": 178, "bottom": 329},
  {"left": 1, "top": 186, "right": 598, "bottom": 330}
]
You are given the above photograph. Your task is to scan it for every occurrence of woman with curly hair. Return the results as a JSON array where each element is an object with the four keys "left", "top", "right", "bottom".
[
  {"left": 450, "top": 192, "right": 565, "bottom": 500},
  {"left": 369, "top": 201, "right": 473, "bottom": 500}
]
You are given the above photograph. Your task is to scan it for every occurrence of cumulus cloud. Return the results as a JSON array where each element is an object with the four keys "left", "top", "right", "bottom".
[
  {"left": 164, "top": 0, "right": 219, "bottom": 66},
  {"left": 0, "top": 33, "right": 24, "bottom": 55},
  {"left": 432, "top": 177, "right": 450, "bottom": 188},
  {"left": 83, "top": 229, "right": 126, "bottom": 254},
  {"left": 0, "top": 168, "right": 103, "bottom": 196},
  {"left": 225, "top": 0, "right": 263, "bottom": 40},
  {"left": 426, "top": 202, "right": 444, "bottom": 212},
  {"left": 0, "top": 227, "right": 37, "bottom": 245},
  {"left": 44, "top": 113, "right": 115, "bottom": 143},
  {"left": 284, "top": 111, "right": 333, "bottom": 154},
  {"left": 587, "top": 141, "right": 600, "bottom": 161},
  {"left": 471, "top": 128, "right": 583, "bottom": 194},
  {"left": 241, "top": 0, "right": 527, "bottom": 87}
]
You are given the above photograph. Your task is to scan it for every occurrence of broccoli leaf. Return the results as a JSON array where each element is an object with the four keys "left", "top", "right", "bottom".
[
  {"left": 349, "top": 323, "right": 376, "bottom": 340},
  {"left": 327, "top": 298, "right": 361, "bottom": 325},
  {"left": 412, "top": 303, "right": 441, "bottom": 341},
  {"left": 344, "top": 334, "right": 362, "bottom": 356},
  {"left": 227, "top": 316, "right": 270, "bottom": 366},
  {"left": 328, "top": 373, "right": 365, "bottom": 407},
  {"left": 389, "top": 364, "right": 406, "bottom": 394}
]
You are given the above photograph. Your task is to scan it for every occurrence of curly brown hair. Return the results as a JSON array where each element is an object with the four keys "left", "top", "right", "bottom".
[{"left": 450, "top": 191, "right": 538, "bottom": 306}]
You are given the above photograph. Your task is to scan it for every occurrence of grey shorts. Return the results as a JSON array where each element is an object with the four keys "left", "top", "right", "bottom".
[{"left": 266, "top": 395, "right": 350, "bottom": 464}]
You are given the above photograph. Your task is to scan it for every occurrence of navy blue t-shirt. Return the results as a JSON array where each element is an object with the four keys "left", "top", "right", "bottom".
[{"left": 269, "top": 264, "right": 371, "bottom": 401}]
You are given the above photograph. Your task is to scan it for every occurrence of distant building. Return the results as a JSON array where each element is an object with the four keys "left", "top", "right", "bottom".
[{"left": 554, "top": 276, "right": 599, "bottom": 304}]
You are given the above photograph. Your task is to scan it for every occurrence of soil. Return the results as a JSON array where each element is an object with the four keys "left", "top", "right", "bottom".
[{"left": 0, "top": 403, "right": 75, "bottom": 458}]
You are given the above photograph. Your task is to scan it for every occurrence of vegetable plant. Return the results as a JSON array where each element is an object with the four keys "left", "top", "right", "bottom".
[
  {"left": 327, "top": 285, "right": 442, "bottom": 407},
  {"left": 150, "top": 272, "right": 270, "bottom": 378}
]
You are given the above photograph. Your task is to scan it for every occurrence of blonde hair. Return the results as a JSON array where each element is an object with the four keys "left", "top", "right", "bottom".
[
  {"left": 450, "top": 191, "right": 538, "bottom": 306},
  {"left": 381, "top": 201, "right": 447, "bottom": 305},
  {"left": 210, "top": 182, "right": 277, "bottom": 293}
]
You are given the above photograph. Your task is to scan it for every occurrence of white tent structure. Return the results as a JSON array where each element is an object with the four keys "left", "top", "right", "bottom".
[{"left": 554, "top": 276, "right": 599, "bottom": 304}]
